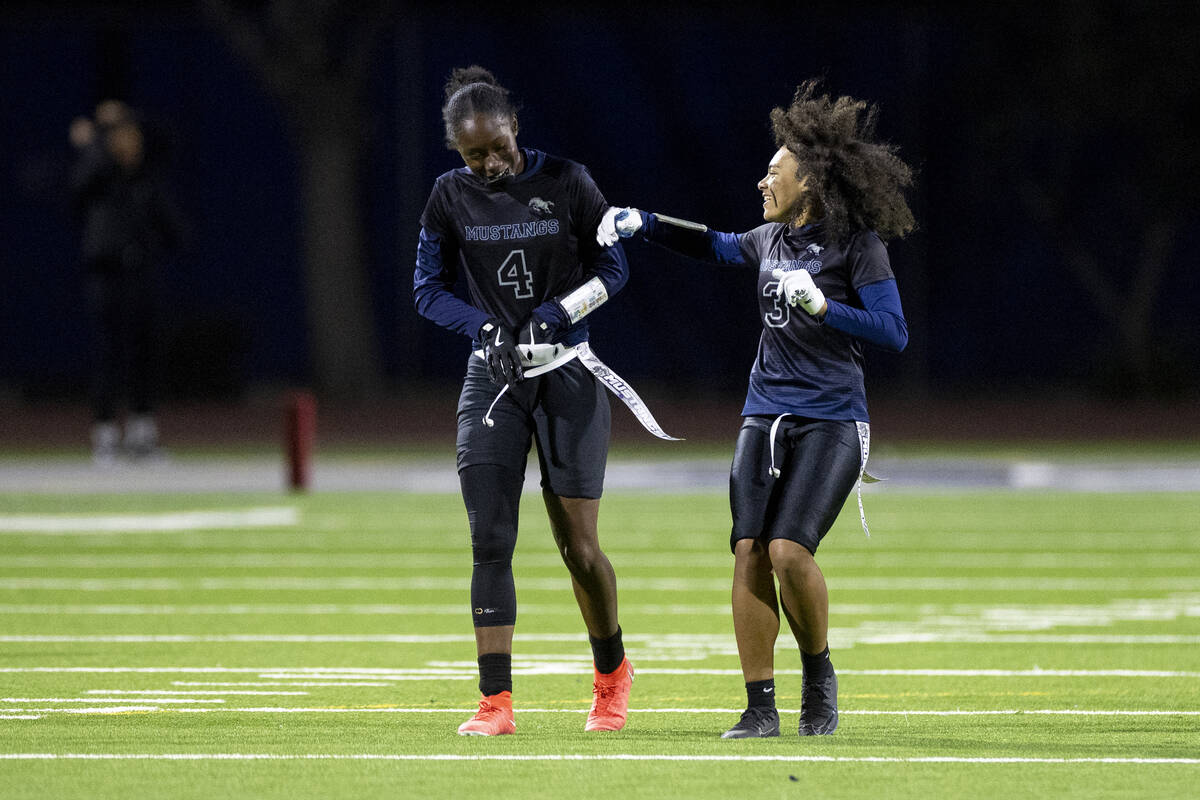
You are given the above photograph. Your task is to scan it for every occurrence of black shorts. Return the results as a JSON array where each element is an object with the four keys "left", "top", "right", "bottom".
[
  {"left": 456, "top": 355, "right": 610, "bottom": 498},
  {"left": 729, "top": 416, "right": 863, "bottom": 555}
]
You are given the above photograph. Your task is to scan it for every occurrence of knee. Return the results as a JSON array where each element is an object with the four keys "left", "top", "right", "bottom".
[
  {"left": 558, "top": 539, "right": 600, "bottom": 576},
  {"left": 471, "top": 524, "right": 517, "bottom": 565},
  {"left": 767, "top": 539, "right": 815, "bottom": 575},
  {"left": 733, "top": 538, "right": 772, "bottom": 573}
]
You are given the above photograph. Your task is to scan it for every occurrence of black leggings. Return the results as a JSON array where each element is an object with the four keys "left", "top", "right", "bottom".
[{"left": 460, "top": 463, "right": 523, "bottom": 628}]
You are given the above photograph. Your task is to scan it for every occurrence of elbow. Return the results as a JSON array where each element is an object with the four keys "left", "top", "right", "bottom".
[
  {"left": 412, "top": 285, "right": 432, "bottom": 318},
  {"left": 889, "top": 318, "right": 909, "bottom": 353},
  {"left": 600, "top": 245, "right": 630, "bottom": 296}
]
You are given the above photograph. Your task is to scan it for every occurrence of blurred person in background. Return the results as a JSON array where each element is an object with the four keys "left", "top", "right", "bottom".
[
  {"left": 599, "top": 79, "right": 915, "bottom": 739},
  {"left": 413, "top": 66, "right": 634, "bottom": 737},
  {"left": 69, "top": 100, "right": 182, "bottom": 464}
]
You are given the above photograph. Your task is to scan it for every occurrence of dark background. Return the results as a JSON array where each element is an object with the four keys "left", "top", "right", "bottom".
[{"left": 2, "top": 1, "right": 1198, "bottom": 434}]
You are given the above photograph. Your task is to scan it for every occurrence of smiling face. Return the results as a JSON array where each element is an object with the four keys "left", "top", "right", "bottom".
[
  {"left": 757, "top": 146, "right": 811, "bottom": 225},
  {"left": 455, "top": 112, "right": 523, "bottom": 184}
]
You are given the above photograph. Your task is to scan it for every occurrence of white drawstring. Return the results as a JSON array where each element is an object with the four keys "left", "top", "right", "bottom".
[
  {"left": 766, "top": 413, "right": 791, "bottom": 478},
  {"left": 481, "top": 383, "right": 510, "bottom": 428}
]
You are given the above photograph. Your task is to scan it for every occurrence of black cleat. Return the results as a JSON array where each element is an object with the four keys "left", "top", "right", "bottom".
[
  {"left": 798, "top": 671, "right": 838, "bottom": 735},
  {"left": 720, "top": 706, "right": 780, "bottom": 739}
]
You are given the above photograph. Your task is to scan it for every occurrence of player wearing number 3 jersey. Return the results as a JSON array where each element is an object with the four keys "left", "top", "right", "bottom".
[
  {"left": 600, "top": 79, "right": 916, "bottom": 739},
  {"left": 412, "top": 66, "right": 633, "bottom": 736}
]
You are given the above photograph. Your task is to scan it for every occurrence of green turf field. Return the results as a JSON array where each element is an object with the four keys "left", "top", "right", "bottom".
[{"left": 1, "top": 489, "right": 1198, "bottom": 798}]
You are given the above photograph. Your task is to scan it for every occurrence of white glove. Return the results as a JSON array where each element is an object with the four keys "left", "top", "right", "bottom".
[
  {"left": 772, "top": 268, "right": 826, "bottom": 316},
  {"left": 596, "top": 206, "right": 643, "bottom": 247}
]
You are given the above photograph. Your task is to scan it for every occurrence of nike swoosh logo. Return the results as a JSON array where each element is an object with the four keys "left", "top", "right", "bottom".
[
  {"left": 494, "top": 329, "right": 504, "bottom": 347},
  {"left": 763, "top": 687, "right": 774, "bottom": 694}
]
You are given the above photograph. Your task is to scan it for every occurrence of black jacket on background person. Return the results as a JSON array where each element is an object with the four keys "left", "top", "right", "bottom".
[{"left": 69, "top": 138, "right": 182, "bottom": 271}]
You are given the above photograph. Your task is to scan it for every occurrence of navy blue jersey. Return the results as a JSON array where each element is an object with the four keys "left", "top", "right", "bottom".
[
  {"left": 414, "top": 149, "right": 626, "bottom": 346},
  {"left": 738, "top": 222, "right": 894, "bottom": 420},
  {"left": 639, "top": 214, "right": 905, "bottom": 422}
]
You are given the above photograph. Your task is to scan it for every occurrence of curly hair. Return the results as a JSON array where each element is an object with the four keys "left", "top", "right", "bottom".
[
  {"left": 441, "top": 65, "right": 521, "bottom": 149},
  {"left": 770, "top": 79, "right": 916, "bottom": 244}
]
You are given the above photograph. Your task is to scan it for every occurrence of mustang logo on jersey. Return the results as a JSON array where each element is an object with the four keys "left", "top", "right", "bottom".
[{"left": 527, "top": 197, "right": 555, "bottom": 217}]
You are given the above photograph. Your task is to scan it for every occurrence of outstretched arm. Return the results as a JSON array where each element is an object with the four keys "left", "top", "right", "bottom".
[{"left": 598, "top": 207, "right": 746, "bottom": 266}]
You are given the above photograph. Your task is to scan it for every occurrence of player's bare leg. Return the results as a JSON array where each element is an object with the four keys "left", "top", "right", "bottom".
[
  {"left": 731, "top": 538, "right": 779, "bottom": 682},
  {"left": 474, "top": 625, "right": 513, "bottom": 658},
  {"left": 769, "top": 538, "right": 838, "bottom": 735},
  {"left": 721, "top": 538, "right": 782, "bottom": 738},
  {"left": 543, "top": 490, "right": 632, "bottom": 731},
  {"left": 768, "top": 539, "right": 828, "bottom": 653},
  {"left": 543, "top": 492, "right": 618, "bottom": 638}
]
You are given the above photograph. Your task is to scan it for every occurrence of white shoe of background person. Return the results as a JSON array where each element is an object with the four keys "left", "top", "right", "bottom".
[
  {"left": 90, "top": 421, "right": 120, "bottom": 467},
  {"left": 123, "top": 414, "right": 165, "bottom": 461}
]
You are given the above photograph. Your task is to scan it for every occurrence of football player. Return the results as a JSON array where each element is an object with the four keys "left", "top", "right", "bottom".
[
  {"left": 598, "top": 79, "right": 915, "bottom": 738},
  {"left": 413, "top": 66, "right": 633, "bottom": 736}
]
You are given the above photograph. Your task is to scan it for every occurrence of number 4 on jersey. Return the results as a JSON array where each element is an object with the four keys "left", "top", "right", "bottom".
[{"left": 498, "top": 249, "right": 534, "bottom": 299}]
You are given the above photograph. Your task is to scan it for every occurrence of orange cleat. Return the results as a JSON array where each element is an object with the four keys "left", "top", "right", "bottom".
[
  {"left": 585, "top": 657, "right": 634, "bottom": 731},
  {"left": 457, "top": 691, "right": 515, "bottom": 736}
]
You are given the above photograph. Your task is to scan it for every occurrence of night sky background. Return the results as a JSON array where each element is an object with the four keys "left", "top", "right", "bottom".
[{"left": 3, "top": 1, "right": 1198, "bottom": 412}]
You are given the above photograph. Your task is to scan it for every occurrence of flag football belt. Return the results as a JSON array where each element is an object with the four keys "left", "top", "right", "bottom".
[
  {"left": 766, "top": 413, "right": 879, "bottom": 538},
  {"left": 473, "top": 342, "right": 681, "bottom": 441}
]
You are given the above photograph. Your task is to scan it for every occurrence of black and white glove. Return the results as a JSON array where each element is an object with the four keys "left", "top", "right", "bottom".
[
  {"left": 479, "top": 318, "right": 523, "bottom": 387},
  {"left": 518, "top": 315, "right": 554, "bottom": 348}
]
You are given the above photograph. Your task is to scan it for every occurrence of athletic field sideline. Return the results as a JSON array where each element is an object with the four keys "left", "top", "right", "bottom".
[{"left": 1, "top": 481, "right": 1198, "bottom": 797}]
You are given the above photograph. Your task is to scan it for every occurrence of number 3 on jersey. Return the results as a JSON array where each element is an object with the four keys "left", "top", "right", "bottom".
[
  {"left": 763, "top": 279, "right": 789, "bottom": 328},
  {"left": 498, "top": 250, "right": 534, "bottom": 299}
]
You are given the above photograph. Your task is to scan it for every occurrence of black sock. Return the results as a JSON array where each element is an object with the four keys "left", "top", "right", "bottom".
[
  {"left": 746, "top": 679, "right": 776, "bottom": 710},
  {"left": 589, "top": 626, "right": 625, "bottom": 674},
  {"left": 800, "top": 646, "right": 833, "bottom": 680},
  {"left": 478, "top": 652, "right": 512, "bottom": 696}
]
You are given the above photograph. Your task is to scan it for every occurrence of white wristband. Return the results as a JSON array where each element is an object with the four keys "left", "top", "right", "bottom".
[{"left": 557, "top": 276, "right": 609, "bottom": 324}]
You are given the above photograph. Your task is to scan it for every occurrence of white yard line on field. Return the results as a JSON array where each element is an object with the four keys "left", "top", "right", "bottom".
[
  {"left": 2, "top": 697, "right": 224, "bottom": 704},
  {"left": 171, "top": 681, "right": 390, "bottom": 687},
  {"left": 9, "top": 552, "right": 1200, "bottom": 570},
  {"left": 3, "top": 633, "right": 1200, "bottom": 645},
  {"left": 3, "top": 707, "right": 1198, "bottom": 717},
  {"left": 0, "top": 603, "right": 732, "bottom": 616},
  {"left": 6, "top": 551, "right": 1200, "bottom": 571},
  {"left": 1, "top": 575, "right": 1197, "bottom": 591},
  {"left": 4, "top": 666, "right": 1199, "bottom": 679},
  {"left": 0, "top": 753, "right": 1198, "bottom": 765},
  {"left": 0, "top": 508, "right": 298, "bottom": 533},
  {"left": 86, "top": 690, "right": 308, "bottom": 696}
]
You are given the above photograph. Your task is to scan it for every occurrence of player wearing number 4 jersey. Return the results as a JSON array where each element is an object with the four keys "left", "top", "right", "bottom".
[
  {"left": 599, "top": 79, "right": 916, "bottom": 739},
  {"left": 413, "top": 66, "right": 633, "bottom": 736}
]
